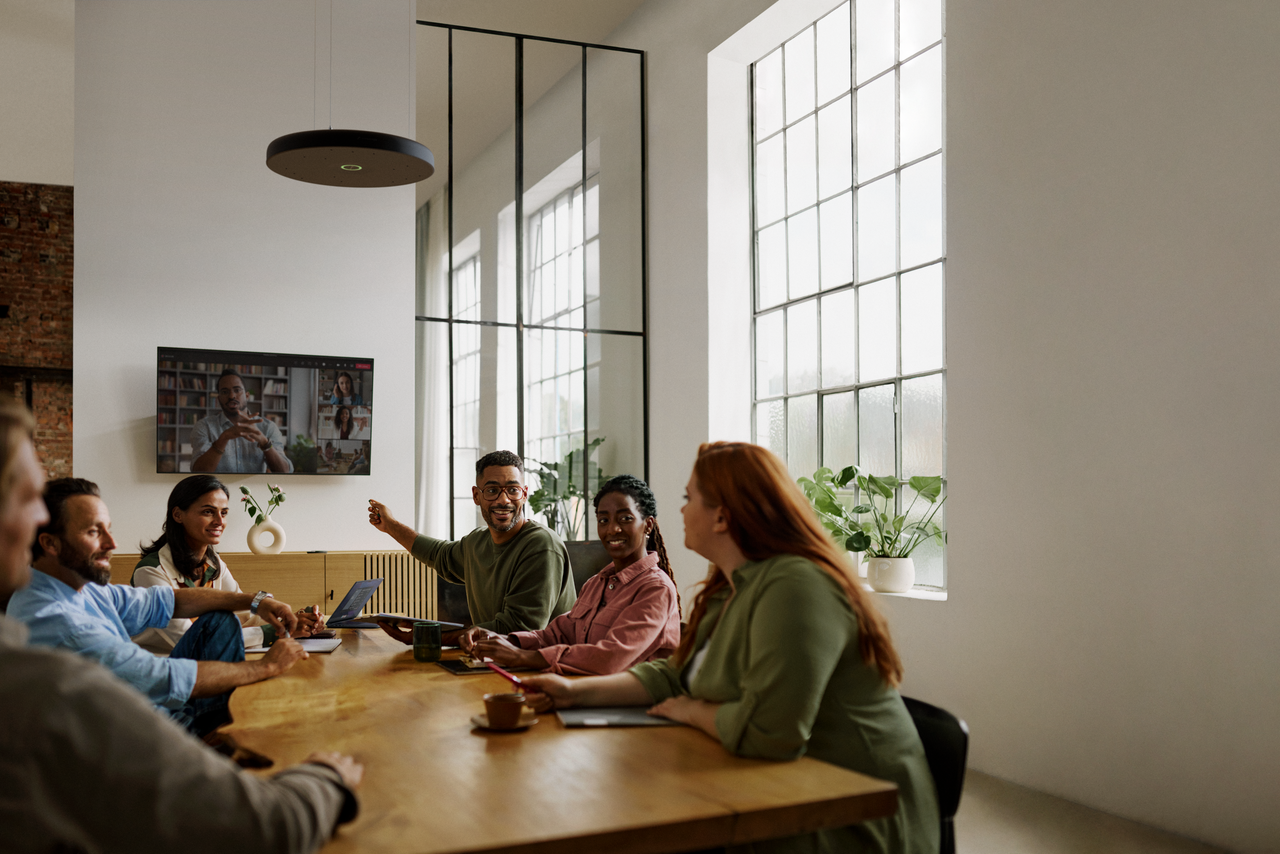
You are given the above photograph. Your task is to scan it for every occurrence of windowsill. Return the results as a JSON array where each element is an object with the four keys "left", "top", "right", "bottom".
[{"left": 861, "top": 583, "right": 948, "bottom": 602}]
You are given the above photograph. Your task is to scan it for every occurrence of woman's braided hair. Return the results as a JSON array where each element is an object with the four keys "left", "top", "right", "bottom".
[{"left": 592, "top": 474, "right": 680, "bottom": 614}]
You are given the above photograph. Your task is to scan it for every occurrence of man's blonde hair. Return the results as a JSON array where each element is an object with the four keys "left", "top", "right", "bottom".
[{"left": 0, "top": 395, "right": 36, "bottom": 513}]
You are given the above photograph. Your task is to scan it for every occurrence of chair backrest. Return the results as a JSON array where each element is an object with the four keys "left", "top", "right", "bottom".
[
  {"left": 564, "top": 540, "right": 612, "bottom": 593},
  {"left": 902, "top": 695, "right": 969, "bottom": 854}
]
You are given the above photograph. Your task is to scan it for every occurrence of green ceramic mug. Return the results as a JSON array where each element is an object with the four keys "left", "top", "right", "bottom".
[{"left": 412, "top": 621, "right": 443, "bottom": 663}]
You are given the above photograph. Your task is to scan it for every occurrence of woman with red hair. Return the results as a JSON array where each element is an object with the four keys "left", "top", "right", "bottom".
[{"left": 524, "top": 442, "right": 938, "bottom": 854}]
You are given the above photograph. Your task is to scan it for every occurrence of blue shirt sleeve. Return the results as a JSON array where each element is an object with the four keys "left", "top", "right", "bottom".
[
  {"left": 10, "top": 577, "right": 196, "bottom": 708},
  {"left": 104, "top": 583, "right": 176, "bottom": 636},
  {"left": 28, "top": 587, "right": 194, "bottom": 709},
  {"left": 62, "top": 619, "right": 198, "bottom": 709}
]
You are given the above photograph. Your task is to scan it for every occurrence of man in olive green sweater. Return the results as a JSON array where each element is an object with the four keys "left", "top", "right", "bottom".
[{"left": 368, "top": 451, "right": 575, "bottom": 643}]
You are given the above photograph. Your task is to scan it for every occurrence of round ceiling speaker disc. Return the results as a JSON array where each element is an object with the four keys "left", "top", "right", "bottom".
[{"left": 266, "top": 129, "right": 435, "bottom": 187}]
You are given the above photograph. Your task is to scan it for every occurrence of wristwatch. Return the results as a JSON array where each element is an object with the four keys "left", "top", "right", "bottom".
[{"left": 250, "top": 590, "right": 273, "bottom": 615}]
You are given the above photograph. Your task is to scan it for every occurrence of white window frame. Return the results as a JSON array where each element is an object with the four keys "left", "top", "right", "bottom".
[{"left": 749, "top": 0, "right": 947, "bottom": 590}]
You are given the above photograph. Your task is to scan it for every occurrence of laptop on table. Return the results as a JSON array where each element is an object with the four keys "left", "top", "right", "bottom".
[
  {"left": 326, "top": 579, "right": 386, "bottom": 628},
  {"left": 324, "top": 579, "right": 464, "bottom": 631}
]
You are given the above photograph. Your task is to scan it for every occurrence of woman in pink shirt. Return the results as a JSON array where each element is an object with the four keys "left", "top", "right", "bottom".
[{"left": 460, "top": 475, "right": 681, "bottom": 675}]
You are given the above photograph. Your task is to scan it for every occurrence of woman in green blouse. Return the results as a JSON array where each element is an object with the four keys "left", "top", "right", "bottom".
[{"left": 523, "top": 442, "right": 939, "bottom": 854}]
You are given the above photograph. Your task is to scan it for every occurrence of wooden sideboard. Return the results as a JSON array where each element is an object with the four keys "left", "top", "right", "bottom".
[{"left": 108, "top": 551, "right": 439, "bottom": 619}]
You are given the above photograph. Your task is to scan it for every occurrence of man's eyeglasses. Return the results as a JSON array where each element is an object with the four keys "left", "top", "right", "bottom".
[{"left": 479, "top": 485, "right": 525, "bottom": 500}]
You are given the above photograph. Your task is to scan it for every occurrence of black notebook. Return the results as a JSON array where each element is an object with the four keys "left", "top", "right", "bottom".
[{"left": 435, "top": 658, "right": 534, "bottom": 675}]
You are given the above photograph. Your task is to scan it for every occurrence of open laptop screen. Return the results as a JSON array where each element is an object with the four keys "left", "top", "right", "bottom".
[{"left": 328, "top": 579, "right": 383, "bottom": 625}]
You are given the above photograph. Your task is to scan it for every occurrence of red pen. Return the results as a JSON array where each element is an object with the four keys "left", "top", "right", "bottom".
[{"left": 486, "top": 662, "right": 542, "bottom": 694}]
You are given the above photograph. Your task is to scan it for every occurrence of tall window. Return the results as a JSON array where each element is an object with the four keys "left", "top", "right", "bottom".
[
  {"left": 751, "top": 0, "right": 946, "bottom": 587},
  {"left": 524, "top": 180, "right": 600, "bottom": 468},
  {"left": 451, "top": 254, "right": 481, "bottom": 533},
  {"left": 415, "top": 23, "right": 646, "bottom": 550}
]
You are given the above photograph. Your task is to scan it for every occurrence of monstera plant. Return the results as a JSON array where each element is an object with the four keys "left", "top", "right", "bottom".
[{"left": 798, "top": 465, "right": 946, "bottom": 558}]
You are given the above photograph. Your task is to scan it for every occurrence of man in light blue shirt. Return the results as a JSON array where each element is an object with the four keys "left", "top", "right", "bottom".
[
  {"left": 7, "top": 478, "right": 306, "bottom": 736},
  {"left": 190, "top": 369, "right": 293, "bottom": 473}
]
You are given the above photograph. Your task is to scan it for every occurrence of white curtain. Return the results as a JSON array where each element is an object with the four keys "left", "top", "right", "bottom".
[{"left": 415, "top": 190, "right": 450, "bottom": 537}]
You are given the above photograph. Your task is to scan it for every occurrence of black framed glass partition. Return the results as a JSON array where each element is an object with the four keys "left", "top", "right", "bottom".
[{"left": 415, "top": 22, "right": 647, "bottom": 544}]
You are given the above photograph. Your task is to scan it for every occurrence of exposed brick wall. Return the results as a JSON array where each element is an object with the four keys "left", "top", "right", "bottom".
[{"left": 0, "top": 182, "right": 73, "bottom": 478}]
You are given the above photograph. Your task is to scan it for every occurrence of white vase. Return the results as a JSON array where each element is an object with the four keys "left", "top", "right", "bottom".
[
  {"left": 247, "top": 518, "right": 286, "bottom": 555},
  {"left": 865, "top": 556, "right": 914, "bottom": 593}
]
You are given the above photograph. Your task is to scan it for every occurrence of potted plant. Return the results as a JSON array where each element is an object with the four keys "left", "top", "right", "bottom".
[
  {"left": 285, "top": 432, "right": 319, "bottom": 473},
  {"left": 527, "top": 437, "right": 613, "bottom": 589},
  {"left": 798, "top": 465, "right": 946, "bottom": 593}
]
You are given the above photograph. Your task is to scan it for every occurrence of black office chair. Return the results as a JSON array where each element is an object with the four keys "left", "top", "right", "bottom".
[
  {"left": 902, "top": 696, "right": 969, "bottom": 854},
  {"left": 565, "top": 541, "right": 613, "bottom": 593}
]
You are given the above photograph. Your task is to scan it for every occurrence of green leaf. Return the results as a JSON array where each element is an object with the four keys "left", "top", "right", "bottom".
[
  {"left": 907, "top": 475, "right": 943, "bottom": 502},
  {"left": 835, "top": 465, "right": 858, "bottom": 487},
  {"left": 846, "top": 531, "right": 871, "bottom": 552},
  {"left": 528, "top": 487, "right": 553, "bottom": 513},
  {"left": 865, "top": 475, "right": 897, "bottom": 499},
  {"left": 850, "top": 504, "right": 872, "bottom": 515},
  {"left": 814, "top": 494, "right": 843, "bottom": 517},
  {"left": 255, "top": 514, "right": 265, "bottom": 526}
]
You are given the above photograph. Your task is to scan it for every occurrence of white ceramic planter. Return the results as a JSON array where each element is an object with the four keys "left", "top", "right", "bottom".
[
  {"left": 864, "top": 556, "right": 915, "bottom": 593},
  {"left": 247, "top": 518, "right": 286, "bottom": 555}
]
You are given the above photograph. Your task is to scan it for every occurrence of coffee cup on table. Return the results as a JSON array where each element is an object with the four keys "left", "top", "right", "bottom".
[
  {"left": 483, "top": 693, "right": 526, "bottom": 729},
  {"left": 412, "top": 621, "right": 442, "bottom": 663}
]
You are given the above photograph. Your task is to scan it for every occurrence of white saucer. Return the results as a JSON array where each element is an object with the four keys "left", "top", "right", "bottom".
[{"left": 470, "top": 709, "right": 539, "bottom": 731}]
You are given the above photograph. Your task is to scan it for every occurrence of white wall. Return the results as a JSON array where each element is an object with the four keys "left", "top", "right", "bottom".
[
  {"left": 879, "top": 2, "right": 1280, "bottom": 852},
  {"left": 74, "top": 0, "right": 417, "bottom": 553}
]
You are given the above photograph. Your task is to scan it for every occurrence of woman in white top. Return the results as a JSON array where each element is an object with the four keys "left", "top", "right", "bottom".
[{"left": 131, "top": 475, "right": 324, "bottom": 652}]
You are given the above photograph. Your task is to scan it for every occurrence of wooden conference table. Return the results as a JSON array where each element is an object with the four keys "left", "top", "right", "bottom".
[{"left": 232, "top": 629, "right": 898, "bottom": 854}]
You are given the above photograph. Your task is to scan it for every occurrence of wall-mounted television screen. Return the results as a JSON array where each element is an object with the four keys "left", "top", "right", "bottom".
[{"left": 157, "top": 347, "right": 374, "bottom": 475}]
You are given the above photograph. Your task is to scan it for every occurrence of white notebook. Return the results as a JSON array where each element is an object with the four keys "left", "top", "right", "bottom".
[{"left": 246, "top": 637, "right": 342, "bottom": 653}]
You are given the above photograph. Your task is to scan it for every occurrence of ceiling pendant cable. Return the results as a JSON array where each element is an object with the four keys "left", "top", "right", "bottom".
[{"left": 267, "top": 0, "right": 433, "bottom": 188}]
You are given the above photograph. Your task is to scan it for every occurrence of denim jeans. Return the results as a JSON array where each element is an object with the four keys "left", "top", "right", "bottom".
[{"left": 168, "top": 610, "right": 244, "bottom": 737}]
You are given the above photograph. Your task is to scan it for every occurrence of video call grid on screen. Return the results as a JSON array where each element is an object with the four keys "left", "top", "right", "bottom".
[{"left": 156, "top": 347, "right": 374, "bottom": 475}]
